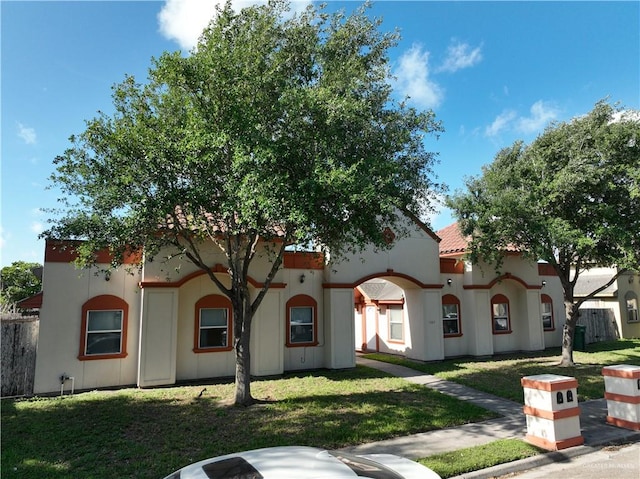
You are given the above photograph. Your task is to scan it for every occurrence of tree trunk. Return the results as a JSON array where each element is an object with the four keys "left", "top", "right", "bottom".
[
  {"left": 232, "top": 284, "right": 254, "bottom": 406},
  {"left": 559, "top": 301, "right": 579, "bottom": 366}
]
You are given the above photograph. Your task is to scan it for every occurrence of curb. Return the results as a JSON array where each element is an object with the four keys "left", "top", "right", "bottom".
[{"left": 449, "top": 431, "right": 640, "bottom": 479}]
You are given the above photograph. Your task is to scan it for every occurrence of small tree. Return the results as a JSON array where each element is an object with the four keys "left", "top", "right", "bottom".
[
  {"left": 447, "top": 100, "right": 640, "bottom": 366},
  {"left": 0, "top": 261, "right": 42, "bottom": 313},
  {"left": 44, "top": 1, "right": 442, "bottom": 404}
]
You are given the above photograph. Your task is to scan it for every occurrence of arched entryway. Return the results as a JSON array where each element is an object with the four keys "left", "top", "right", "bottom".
[{"left": 351, "top": 272, "right": 442, "bottom": 360}]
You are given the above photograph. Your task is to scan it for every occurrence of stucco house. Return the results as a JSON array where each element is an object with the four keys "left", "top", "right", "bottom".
[
  {"left": 32, "top": 217, "right": 636, "bottom": 395},
  {"left": 574, "top": 267, "right": 640, "bottom": 341}
]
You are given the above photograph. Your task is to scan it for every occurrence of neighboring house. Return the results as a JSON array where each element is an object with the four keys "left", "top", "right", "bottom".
[
  {"left": 574, "top": 268, "right": 640, "bottom": 341},
  {"left": 16, "top": 292, "right": 43, "bottom": 314},
  {"left": 33, "top": 218, "right": 635, "bottom": 395}
]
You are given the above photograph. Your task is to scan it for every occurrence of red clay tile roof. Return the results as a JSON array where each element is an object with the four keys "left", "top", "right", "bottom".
[
  {"left": 436, "top": 223, "right": 469, "bottom": 256},
  {"left": 437, "top": 222, "right": 523, "bottom": 256}
]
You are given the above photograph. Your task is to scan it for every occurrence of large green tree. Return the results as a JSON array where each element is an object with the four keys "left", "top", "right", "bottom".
[
  {"left": 0, "top": 261, "right": 42, "bottom": 313},
  {"left": 448, "top": 100, "right": 639, "bottom": 366},
  {"left": 44, "top": 1, "right": 442, "bottom": 404}
]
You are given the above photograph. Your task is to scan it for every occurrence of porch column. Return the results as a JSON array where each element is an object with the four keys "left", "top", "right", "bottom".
[
  {"left": 137, "top": 287, "right": 179, "bottom": 388},
  {"left": 323, "top": 288, "right": 356, "bottom": 369},
  {"left": 405, "top": 289, "right": 444, "bottom": 362},
  {"left": 467, "top": 290, "right": 494, "bottom": 356}
]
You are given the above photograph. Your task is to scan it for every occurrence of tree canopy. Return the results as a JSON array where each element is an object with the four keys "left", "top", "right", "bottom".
[
  {"left": 447, "top": 99, "right": 640, "bottom": 365},
  {"left": 1, "top": 261, "right": 42, "bottom": 312},
  {"left": 44, "top": 0, "right": 442, "bottom": 404}
]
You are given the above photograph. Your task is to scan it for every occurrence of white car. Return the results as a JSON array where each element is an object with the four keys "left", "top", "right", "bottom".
[{"left": 163, "top": 446, "right": 441, "bottom": 479}]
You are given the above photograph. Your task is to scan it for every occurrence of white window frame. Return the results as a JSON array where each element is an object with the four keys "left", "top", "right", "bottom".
[
  {"left": 85, "top": 309, "right": 123, "bottom": 356},
  {"left": 289, "top": 306, "right": 315, "bottom": 345},
  {"left": 442, "top": 304, "right": 460, "bottom": 336},
  {"left": 198, "top": 308, "right": 230, "bottom": 349},
  {"left": 626, "top": 293, "right": 639, "bottom": 323},
  {"left": 388, "top": 305, "right": 404, "bottom": 342},
  {"left": 491, "top": 295, "right": 511, "bottom": 334}
]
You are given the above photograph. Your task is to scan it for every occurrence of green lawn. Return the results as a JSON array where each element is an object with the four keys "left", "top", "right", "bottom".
[
  {"left": 3, "top": 340, "right": 638, "bottom": 479},
  {"left": 364, "top": 339, "right": 640, "bottom": 402},
  {"left": 1, "top": 366, "right": 493, "bottom": 479},
  {"left": 419, "top": 439, "right": 544, "bottom": 478}
]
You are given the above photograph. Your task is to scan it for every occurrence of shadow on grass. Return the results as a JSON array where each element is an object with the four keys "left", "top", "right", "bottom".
[{"left": 1, "top": 367, "right": 494, "bottom": 479}]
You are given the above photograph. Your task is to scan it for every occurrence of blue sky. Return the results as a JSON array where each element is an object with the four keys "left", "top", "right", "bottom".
[{"left": 2, "top": 0, "right": 639, "bottom": 267}]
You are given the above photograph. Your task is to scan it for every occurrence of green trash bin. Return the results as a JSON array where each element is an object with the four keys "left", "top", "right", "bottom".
[{"left": 574, "top": 324, "right": 586, "bottom": 351}]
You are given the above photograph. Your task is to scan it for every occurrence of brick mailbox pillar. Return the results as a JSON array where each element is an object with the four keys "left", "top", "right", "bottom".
[
  {"left": 602, "top": 364, "right": 640, "bottom": 431},
  {"left": 521, "top": 374, "right": 584, "bottom": 450}
]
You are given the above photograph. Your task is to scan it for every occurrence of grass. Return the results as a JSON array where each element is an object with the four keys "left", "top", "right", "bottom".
[
  {"left": 1, "top": 366, "right": 494, "bottom": 479},
  {"left": 418, "top": 439, "right": 544, "bottom": 478},
  {"left": 3, "top": 340, "right": 637, "bottom": 479},
  {"left": 364, "top": 339, "right": 640, "bottom": 402}
]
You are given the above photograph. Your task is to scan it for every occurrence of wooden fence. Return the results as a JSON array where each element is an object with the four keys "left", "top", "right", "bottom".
[
  {"left": 577, "top": 308, "right": 620, "bottom": 344},
  {"left": 1, "top": 317, "right": 39, "bottom": 397}
]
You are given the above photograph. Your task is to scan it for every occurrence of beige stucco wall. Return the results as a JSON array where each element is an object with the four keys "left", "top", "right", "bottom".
[
  {"left": 280, "top": 264, "right": 326, "bottom": 372},
  {"left": 540, "top": 274, "right": 565, "bottom": 348},
  {"left": 144, "top": 248, "right": 329, "bottom": 382},
  {"left": 325, "top": 221, "right": 441, "bottom": 286},
  {"left": 37, "top": 217, "right": 598, "bottom": 394},
  {"left": 34, "top": 263, "right": 141, "bottom": 394}
]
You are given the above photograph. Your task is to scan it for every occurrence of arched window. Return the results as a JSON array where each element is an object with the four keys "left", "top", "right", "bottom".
[
  {"left": 442, "top": 294, "right": 462, "bottom": 337},
  {"left": 541, "top": 294, "right": 555, "bottom": 331},
  {"left": 79, "top": 295, "right": 128, "bottom": 360},
  {"left": 626, "top": 291, "right": 639, "bottom": 323},
  {"left": 286, "top": 294, "right": 318, "bottom": 347},
  {"left": 194, "top": 294, "right": 233, "bottom": 353},
  {"left": 491, "top": 294, "right": 511, "bottom": 334}
]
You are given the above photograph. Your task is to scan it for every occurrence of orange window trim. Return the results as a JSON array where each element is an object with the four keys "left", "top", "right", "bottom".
[
  {"left": 79, "top": 295, "right": 129, "bottom": 361},
  {"left": 193, "top": 294, "right": 233, "bottom": 353},
  {"left": 442, "top": 294, "right": 463, "bottom": 338},
  {"left": 286, "top": 294, "right": 318, "bottom": 347}
]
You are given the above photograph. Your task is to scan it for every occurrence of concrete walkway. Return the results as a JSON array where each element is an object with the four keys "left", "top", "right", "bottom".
[{"left": 340, "top": 356, "right": 640, "bottom": 478}]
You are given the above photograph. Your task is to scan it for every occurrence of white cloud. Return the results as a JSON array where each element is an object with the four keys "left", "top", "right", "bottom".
[
  {"left": 17, "top": 122, "right": 37, "bottom": 145},
  {"left": 438, "top": 41, "right": 483, "bottom": 73},
  {"left": 30, "top": 222, "right": 44, "bottom": 235},
  {"left": 516, "top": 100, "right": 559, "bottom": 134},
  {"left": 393, "top": 44, "right": 444, "bottom": 109},
  {"left": 485, "top": 100, "right": 559, "bottom": 138},
  {"left": 158, "top": 0, "right": 218, "bottom": 51},
  {"left": 485, "top": 109, "right": 517, "bottom": 137},
  {"left": 158, "top": 0, "right": 311, "bottom": 51}
]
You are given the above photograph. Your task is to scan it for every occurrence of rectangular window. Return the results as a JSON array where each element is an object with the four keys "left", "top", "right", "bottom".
[
  {"left": 388, "top": 305, "right": 403, "bottom": 341},
  {"left": 627, "top": 298, "right": 639, "bottom": 322},
  {"left": 542, "top": 302, "right": 553, "bottom": 330},
  {"left": 86, "top": 310, "right": 123, "bottom": 355},
  {"left": 290, "top": 306, "right": 314, "bottom": 343},
  {"left": 442, "top": 304, "right": 460, "bottom": 335},
  {"left": 199, "top": 308, "right": 229, "bottom": 348},
  {"left": 493, "top": 303, "right": 510, "bottom": 332}
]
